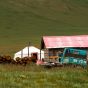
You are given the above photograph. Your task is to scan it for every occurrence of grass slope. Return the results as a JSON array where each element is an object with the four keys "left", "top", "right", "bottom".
[{"left": 0, "top": 0, "right": 88, "bottom": 55}]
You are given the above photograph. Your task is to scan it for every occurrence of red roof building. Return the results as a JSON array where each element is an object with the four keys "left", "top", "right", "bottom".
[
  {"left": 41, "top": 35, "right": 88, "bottom": 49},
  {"left": 41, "top": 35, "right": 88, "bottom": 60}
]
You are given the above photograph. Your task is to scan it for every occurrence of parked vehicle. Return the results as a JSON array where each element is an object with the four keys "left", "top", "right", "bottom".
[{"left": 59, "top": 48, "right": 87, "bottom": 67}]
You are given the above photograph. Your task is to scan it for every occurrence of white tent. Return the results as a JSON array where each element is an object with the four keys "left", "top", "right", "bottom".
[{"left": 14, "top": 46, "right": 44, "bottom": 60}]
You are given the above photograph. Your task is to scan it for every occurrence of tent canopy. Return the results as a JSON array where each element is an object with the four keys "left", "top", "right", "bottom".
[
  {"left": 41, "top": 35, "right": 88, "bottom": 49},
  {"left": 14, "top": 46, "right": 44, "bottom": 60}
]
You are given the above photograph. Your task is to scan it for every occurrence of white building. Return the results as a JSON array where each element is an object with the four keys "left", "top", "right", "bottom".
[{"left": 14, "top": 46, "right": 44, "bottom": 60}]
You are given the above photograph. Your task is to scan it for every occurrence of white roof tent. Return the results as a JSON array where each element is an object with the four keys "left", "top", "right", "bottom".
[{"left": 14, "top": 46, "right": 44, "bottom": 60}]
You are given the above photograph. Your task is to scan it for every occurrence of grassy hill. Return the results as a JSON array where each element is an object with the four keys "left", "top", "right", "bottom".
[{"left": 0, "top": 0, "right": 88, "bottom": 56}]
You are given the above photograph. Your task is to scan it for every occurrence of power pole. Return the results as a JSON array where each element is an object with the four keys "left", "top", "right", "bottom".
[
  {"left": 21, "top": 49, "right": 23, "bottom": 58},
  {"left": 40, "top": 49, "right": 41, "bottom": 60},
  {"left": 28, "top": 42, "right": 30, "bottom": 57}
]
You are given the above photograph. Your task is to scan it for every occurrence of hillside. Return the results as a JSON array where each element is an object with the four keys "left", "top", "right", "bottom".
[{"left": 0, "top": 0, "right": 88, "bottom": 56}]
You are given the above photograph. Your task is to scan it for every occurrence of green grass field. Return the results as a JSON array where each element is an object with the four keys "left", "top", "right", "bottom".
[
  {"left": 0, "top": 1, "right": 88, "bottom": 87},
  {"left": 0, "top": 0, "right": 88, "bottom": 56},
  {"left": 0, "top": 64, "right": 88, "bottom": 88}
]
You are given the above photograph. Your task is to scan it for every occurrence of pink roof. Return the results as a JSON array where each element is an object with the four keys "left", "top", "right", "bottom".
[{"left": 42, "top": 35, "right": 88, "bottom": 48}]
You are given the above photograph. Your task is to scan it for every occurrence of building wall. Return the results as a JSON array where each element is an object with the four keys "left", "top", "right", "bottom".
[
  {"left": 44, "top": 48, "right": 64, "bottom": 60},
  {"left": 43, "top": 48, "right": 88, "bottom": 61}
]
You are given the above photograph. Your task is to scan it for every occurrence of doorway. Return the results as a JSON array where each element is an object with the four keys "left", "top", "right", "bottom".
[{"left": 31, "top": 53, "right": 38, "bottom": 62}]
